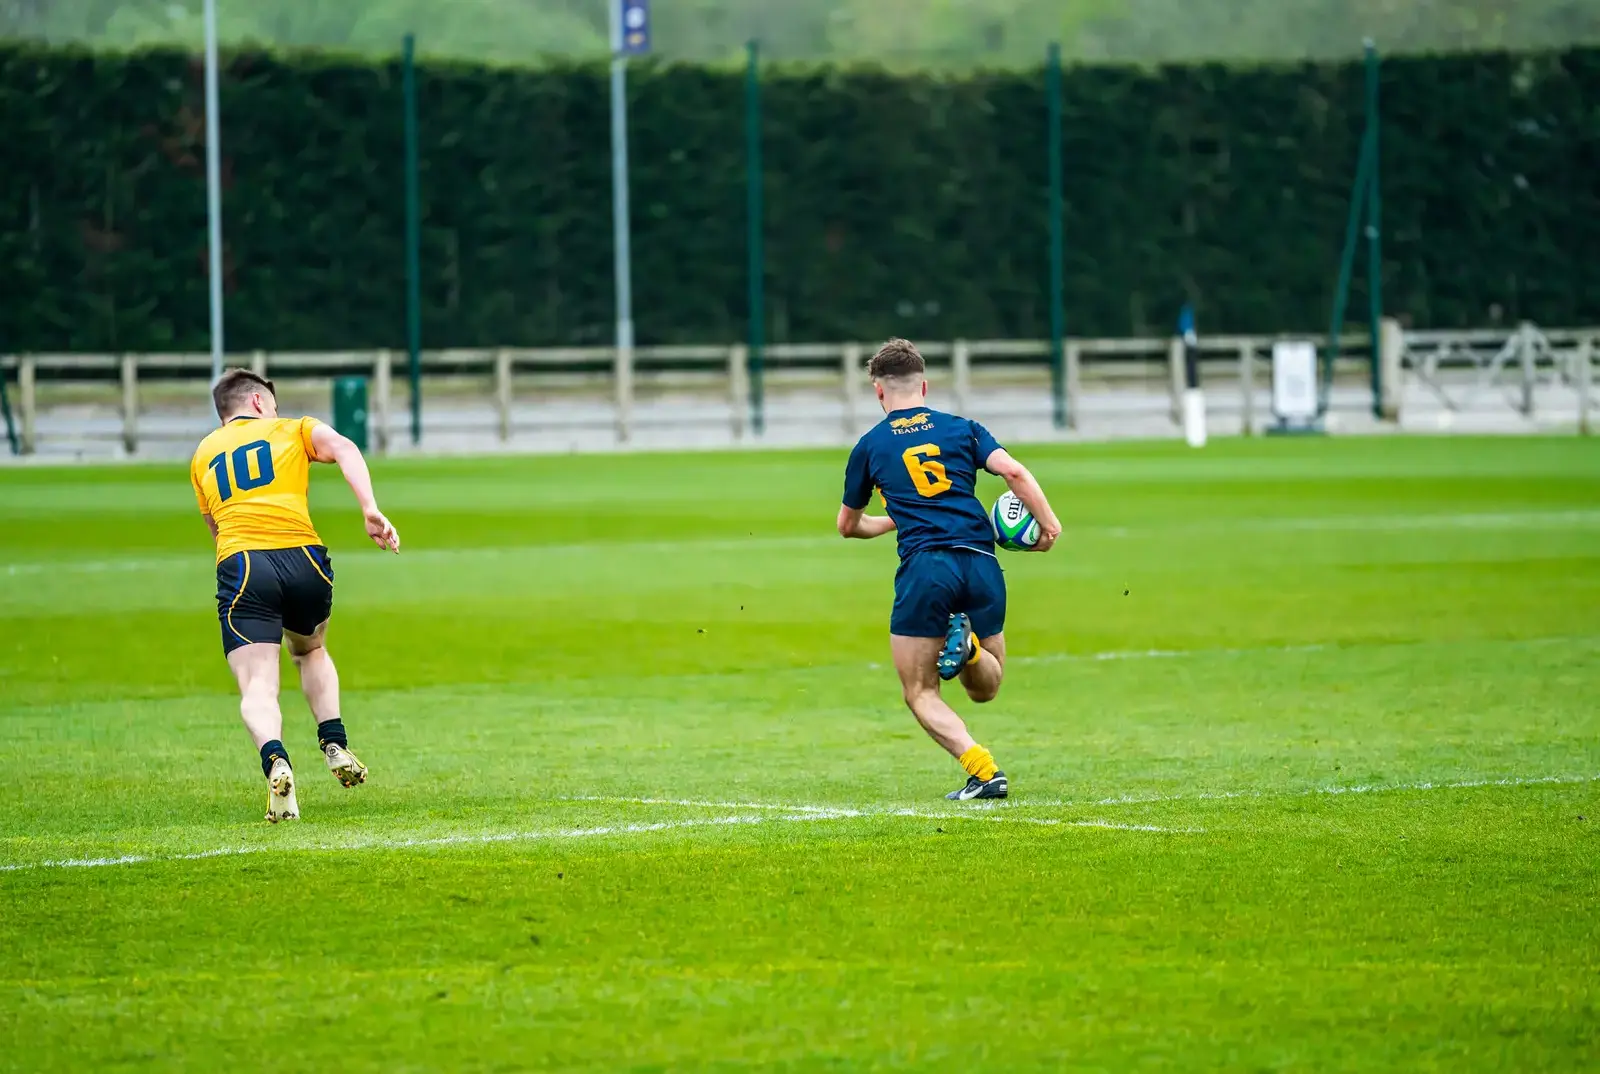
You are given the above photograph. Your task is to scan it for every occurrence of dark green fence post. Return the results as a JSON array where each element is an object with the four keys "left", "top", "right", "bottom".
[
  {"left": 403, "top": 32, "right": 423, "bottom": 447},
  {"left": 333, "top": 375, "right": 369, "bottom": 452},
  {"left": 1046, "top": 43, "right": 1065, "bottom": 429},
  {"left": 1324, "top": 131, "right": 1373, "bottom": 412},
  {"left": 0, "top": 352, "right": 16, "bottom": 456},
  {"left": 1364, "top": 39, "right": 1384, "bottom": 419},
  {"left": 745, "top": 39, "right": 765, "bottom": 436}
]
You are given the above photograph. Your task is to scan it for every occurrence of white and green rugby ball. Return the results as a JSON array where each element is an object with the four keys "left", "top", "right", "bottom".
[{"left": 990, "top": 491, "right": 1041, "bottom": 551}]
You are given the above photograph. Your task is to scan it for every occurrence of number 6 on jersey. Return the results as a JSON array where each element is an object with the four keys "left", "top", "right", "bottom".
[{"left": 901, "top": 443, "right": 953, "bottom": 498}]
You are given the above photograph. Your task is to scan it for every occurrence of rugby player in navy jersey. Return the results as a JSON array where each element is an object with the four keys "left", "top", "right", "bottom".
[{"left": 837, "top": 339, "right": 1062, "bottom": 800}]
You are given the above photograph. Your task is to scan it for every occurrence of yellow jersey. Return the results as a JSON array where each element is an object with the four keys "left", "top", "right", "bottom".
[{"left": 191, "top": 416, "right": 324, "bottom": 563}]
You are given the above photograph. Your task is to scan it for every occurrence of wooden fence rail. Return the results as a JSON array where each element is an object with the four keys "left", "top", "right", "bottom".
[{"left": 3, "top": 323, "right": 1594, "bottom": 456}]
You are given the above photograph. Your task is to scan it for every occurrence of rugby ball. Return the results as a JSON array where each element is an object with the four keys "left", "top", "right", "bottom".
[{"left": 990, "top": 491, "right": 1041, "bottom": 551}]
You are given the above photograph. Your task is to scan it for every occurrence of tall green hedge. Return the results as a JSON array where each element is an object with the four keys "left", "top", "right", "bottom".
[{"left": 2, "top": 43, "right": 1597, "bottom": 352}]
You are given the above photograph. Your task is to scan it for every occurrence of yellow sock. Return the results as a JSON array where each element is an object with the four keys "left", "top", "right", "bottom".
[
  {"left": 959, "top": 744, "right": 998, "bottom": 782},
  {"left": 967, "top": 636, "right": 982, "bottom": 665}
]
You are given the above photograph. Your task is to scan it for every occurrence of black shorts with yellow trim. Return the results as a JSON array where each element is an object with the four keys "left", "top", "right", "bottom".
[{"left": 215, "top": 545, "right": 335, "bottom": 655}]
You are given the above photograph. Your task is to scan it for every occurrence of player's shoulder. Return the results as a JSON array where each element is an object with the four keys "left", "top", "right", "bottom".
[
  {"left": 191, "top": 422, "right": 232, "bottom": 463},
  {"left": 262, "top": 414, "right": 316, "bottom": 432}
]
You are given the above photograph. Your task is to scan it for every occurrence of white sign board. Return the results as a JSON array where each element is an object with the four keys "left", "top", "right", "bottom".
[{"left": 1271, "top": 341, "right": 1319, "bottom": 422}]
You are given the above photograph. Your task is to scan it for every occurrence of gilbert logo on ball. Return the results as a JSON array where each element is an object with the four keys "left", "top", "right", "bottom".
[{"left": 990, "top": 491, "right": 1041, "bottom": 551}]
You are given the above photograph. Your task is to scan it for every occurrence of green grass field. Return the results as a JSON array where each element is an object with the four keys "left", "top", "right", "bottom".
[{"left": 2, "top": 436, "right": 1598, "bottom": 1071}]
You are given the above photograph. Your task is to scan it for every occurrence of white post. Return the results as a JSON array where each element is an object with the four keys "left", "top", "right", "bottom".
[
  {"left": 121, "top": 354, "right": 139, "bottom": 456},
  {"left": 1239, "top": 341, "right": 1255, "bottom": 436},
  {"left": 1579, "top": 335, "right": 1593, "bottom": 437},
  {"left": 615, "top": 343, "right": 634, "bottom": 444},
  {"left": 203, "top": 0, "right": 225, "bottom": 385},
  {"left": 1168, "top": 336, "right": 1185, "bottom": 425},
  {"left": 1379, "top": 317, "right": 1404, "bottom": 422},
  {"left": 1518, "top": 321, "right": 1537, "bottom": 417},
  {"left": 494, "top": 347, "right": 512, "bottom": 443},
  {"left": 728, "top": 344, "right": 749, "bottom": 441},
  {"left": 951, "top": 339, "right": 971, "bottom": 415},
  {"left": 841, "top": 341, "right": 862, "bottom": 437},
  {"left": 250, "top": 350, "right": 266, "bottom": 377},
  {"left": 18, "top": 355, "right": 35, "bottom": 455},
  {"left": 1065, "top": 340, "right": 1081, "bottom": 431},
  {"left": 1182, "top": 388, "right": 1207, "bottom": 447},
  {"left": 373, "top": 350, "right": 392, "bottom": 454}
]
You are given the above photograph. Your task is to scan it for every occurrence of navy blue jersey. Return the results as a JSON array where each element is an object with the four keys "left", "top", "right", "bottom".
[{"left": 842, "top": 407, "right": 1004, "bottom": 560}]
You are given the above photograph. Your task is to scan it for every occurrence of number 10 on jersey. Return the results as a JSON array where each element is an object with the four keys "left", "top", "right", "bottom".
[{"left": 208, "top": 440, "right": 276, "bottom": 502}]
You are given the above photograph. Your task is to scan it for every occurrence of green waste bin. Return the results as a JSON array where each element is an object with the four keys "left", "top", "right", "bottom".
[{"left": 332, "top": 376, "right": 369, "bottom": 452}]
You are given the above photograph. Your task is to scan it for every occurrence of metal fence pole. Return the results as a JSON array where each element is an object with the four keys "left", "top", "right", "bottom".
[
  {"left": 204, "top": 0, "right": 225, "bottom": 385},
  {"left": 1046, "top": 42, "right": 1066, "bottom": 430},
  {"left": 609, "top": 0, "right": 636, "bottom": 438},
  {"left": 1364, "top": 39, "right": 1385, "bottom": 420},
  {"left": 403, "top": 33, "right": 423, "bottom": 447},
  {"left": 1325, "top": 127, "right": 1373, "bottom": 414},
  {"left": 746, "top": 39, "right": 765, "bottom": 436}
]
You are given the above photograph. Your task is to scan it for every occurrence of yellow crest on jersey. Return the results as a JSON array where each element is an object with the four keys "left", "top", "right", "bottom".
[{"left": 889, "top": 411, "right": 931, "bottom": 430}]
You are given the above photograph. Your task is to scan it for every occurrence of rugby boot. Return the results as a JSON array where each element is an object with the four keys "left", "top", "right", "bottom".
[
  {"left": 937, "top": 613, "right": 978, "bottom": 682},
  {"left": 323, "top": 742, "right": 368, "bottom": 789},
  {"left": 946, "top": 770, "right": 1009, "bottom": 801},
  {"left": 266, "top": 756, "right": 300, "bottom": 823}
]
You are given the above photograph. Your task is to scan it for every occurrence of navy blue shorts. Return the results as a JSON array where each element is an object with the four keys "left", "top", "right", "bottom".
[
  {"left": 891, "top": 548, "right": 1006, "bottom": 639},
  {"left": 216, "top": 545, "right": 334, "bottom": 655}
]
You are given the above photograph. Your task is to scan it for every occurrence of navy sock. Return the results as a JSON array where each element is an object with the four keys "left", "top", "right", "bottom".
[
  {"left": 317, "top": 719, "right": 348, "bottom": 750},
  {"left": 259, "top": 740, "right": 289, "bottom": 779}
]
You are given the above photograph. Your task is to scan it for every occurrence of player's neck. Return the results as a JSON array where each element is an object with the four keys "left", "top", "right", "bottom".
[{"left": 881, "top": 394, "right": 926, "bottom": 413}]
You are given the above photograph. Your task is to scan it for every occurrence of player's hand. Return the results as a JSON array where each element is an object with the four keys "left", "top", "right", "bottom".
[
  {"left": 1033, "top": 522, "right": 1062, "bottom": 553},
  {"left": 365, "top": 508, "right": 401, "bottom": 553}
]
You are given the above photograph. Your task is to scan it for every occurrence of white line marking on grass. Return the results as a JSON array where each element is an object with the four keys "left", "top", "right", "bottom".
[
  {"left": 1018, "top": 644, "right": 1329, "bottom": 666},
  {"left": 573, "top": 772, "right": 1600, "bottom": 825},
  {"left": 1002, "top": 772, "right": 1600, "bottom": 811},
  {"left": 563, "top": 797, "right": 1198, "bottom": 833},
  {"left": 561, "top": 795, "right": 838, "bottom": 814},
  {"left": 1010, "top": 634, "right": 1597, "bottom": 669},
  {"left": 0, "top": 804, "right": 1188, "bottom": 874}
]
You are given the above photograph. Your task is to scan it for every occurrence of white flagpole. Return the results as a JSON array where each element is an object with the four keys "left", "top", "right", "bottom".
[{"left": 609, "top": 0, "right": 634, "bottom": 359}]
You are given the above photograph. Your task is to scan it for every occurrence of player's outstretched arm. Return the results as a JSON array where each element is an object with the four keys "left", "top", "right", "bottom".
[
  {"left": 309, "top": 423, "right": 400, "bottom": 553},
  {"left": 836, "top": 504, "right": 897, "bottom": 540},
  {"left": 984, "top": 448, "right": 1062, "bottom": 552}
]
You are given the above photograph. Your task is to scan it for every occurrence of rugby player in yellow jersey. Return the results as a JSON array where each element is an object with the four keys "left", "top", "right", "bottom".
[{"left": 191, "top": 369, "right": 400, "bottom": 823}]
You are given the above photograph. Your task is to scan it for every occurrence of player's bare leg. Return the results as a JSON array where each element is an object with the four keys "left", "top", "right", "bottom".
[
  {"left": 286, "top": 622, "right": 366, "bottom": 788},
  {"left": 960, "top": 633, "right": 1006, "bottom": 704},
  {"left": 891, "top": 635, "right": 1008, "bottom": 800},
  {"left": 227, "top": 642, "right": 299, "bottom": 822}
]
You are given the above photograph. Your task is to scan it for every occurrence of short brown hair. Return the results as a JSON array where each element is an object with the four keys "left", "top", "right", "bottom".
[
  {"left": 868, "top": 338, "right": 926, "bottom": 382},
  {"left": 212, "top": 368, "right": 275, "bottom": 419}
]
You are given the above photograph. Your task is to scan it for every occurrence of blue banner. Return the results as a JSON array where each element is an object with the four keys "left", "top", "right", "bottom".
[{"left": 620, "top": 0, "right": 651, "bottom": 56}]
